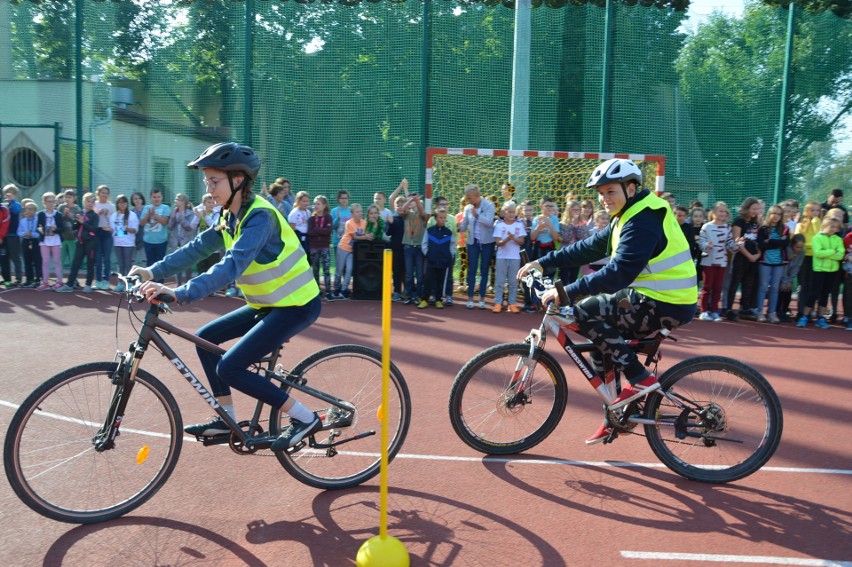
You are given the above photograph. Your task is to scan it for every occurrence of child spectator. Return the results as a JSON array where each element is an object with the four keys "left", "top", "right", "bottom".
[
  {"left": 3, "top": 184, "right": 23, "bottom": 286},
  {"left": 698, "top": 201, "right": 739, "bottom": 321},
  {"left": 793, "top": 201, "right": 822, "bottom": 319},
  {"left": 373, "top": 191, "right": 395, "bottom": 225},
  {"left": 110, "top": 195, "right": 139, "bottom": 291},
  {"left": 17, "top": 201, "right": 41, "bottom": 287},
  {"left": 531, "top": 198, "right": 560, "bottom": 264},
  {"left": 58, "top": 189, "right": 81, "bottom": 275},
  {"left": 491, "top": 201, "right": 526, "bottom": 313},
  {"left": 580, "top": 199, "right": 596, "bottom": 227},
  {"left": 782, "top": 199, "right": 799, "bottom": 234},
  {"left": 56, "top": 192, "right": 98, "bottom": 293},
  {"left": 725, "top": 197, "right": 761, "bottom": 320},
  {"left": 266, "top": 182, "right": 293, "bottom": 219},
  {"left": 428, "top": 196, "right": 457, "bottom": 304},
  {"left": 36, "top": 192, "right": 64, "bottom": 290},
  {"left": 797, "top": 217, "right": 844, "bottom": 328},
  {"left": 289, "top": 190, "right": 311, "bottom": 256},
  {"left": 308, "top": 195, "right": 333, "bottom": 300},
  {"left": 387, "top": 195, "right": 407, "bottom": 301},
  {"left": 676, "top": 205, "right": 702, "bottom": 264},
  {"left": 586, "top": 208, "right": 611, "bottom": 275},
  {"left": 777, "top": 233, "right": 806, "bottom": 322},
  {"left": 330, "top": 189, "right": 352, "bottom": 250},
  {"left": 823, "top": 208, "right": 847, "bottom": 323},
  {"left": 167, "top": 193, "right": 199, "bottom": 286},
  {"left": 194, "top": 193, "right": 222, "bottom": 281},
  {"left": 459, "top": 184, "right": 496, "bottom": 309},
  {"left": 130, "top": 191, "right": 146, "bottom": 265},
  {"left": 93, "top": 185, "right": 115, "bottom": 290},
  {"left": 141, "top": 188, "right": 171, "bottom": 281},
  {"left": 364, "top": 204, "right": 387, "bottom": 242},
  {"left": 518, "top": 200, "right": 536, "bottom": 311},
  {"left": 754, "top": 204, "right": 790, "bottom": 323},
  {"left": 402, "top": 193, "right": 428, "bottom": 304},
  {"left": 559, "top": 199, "right": 589, "bottom": 285},
  {"left": 336, "top": 202, "right": 367, "bottom": 299},
  {"left": 419, "top": 209, "right": 455, "bottom": 309}
]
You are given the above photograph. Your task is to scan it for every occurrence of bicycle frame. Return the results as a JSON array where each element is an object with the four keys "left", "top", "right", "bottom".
[
  {"left": 520, "top": 306, "right": 668, "bottom": 407},
  {"left": 99, "top": 300, "right": 356, "bottom": 450}
]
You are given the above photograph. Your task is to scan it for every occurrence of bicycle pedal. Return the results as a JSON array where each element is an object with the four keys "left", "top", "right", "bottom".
[
  {"left": 199, "top": 434, "right": 230, "bottom": 446},
  {"left": 285, "top": 439, "right": 307, "bottom": 454}
]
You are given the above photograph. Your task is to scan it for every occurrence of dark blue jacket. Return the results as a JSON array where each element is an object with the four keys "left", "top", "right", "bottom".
[{"left": 424, "top": 224, "right": 454, "bottom": 269}]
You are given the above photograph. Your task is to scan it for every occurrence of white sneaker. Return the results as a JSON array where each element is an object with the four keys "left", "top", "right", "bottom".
[
  {"left": 699, "top": 312, "right": 713, "bottom": 321},
  {"left": 466, "top": 300, "right": 474, "bottom": 309},
  {"left": 478, "top": 301, "right": 486, "bottom": 309}
]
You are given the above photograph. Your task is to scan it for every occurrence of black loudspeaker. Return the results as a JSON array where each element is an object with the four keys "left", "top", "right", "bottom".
[{"left": 352, "top": 241, "right": 387, "bottom": 300}]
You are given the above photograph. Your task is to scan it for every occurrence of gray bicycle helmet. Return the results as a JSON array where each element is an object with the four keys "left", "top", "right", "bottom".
[
  {"left": 586, "top": 158, "right": 642, "bottom": 189},
  {"left": 188, "top": 142, "right": 260, "bottom": 180}
]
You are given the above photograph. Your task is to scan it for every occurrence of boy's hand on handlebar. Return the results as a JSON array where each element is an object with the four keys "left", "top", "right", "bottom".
[
  {"left": 139, "top": 281, "right": 176, "bottom": 303},
  {"left": 128, "top": 265, "right": 154, "bottom": 282},
  {"left": 541, "top": 288, "right": 561, "bottom": 307},
  {"left": 517, "top": 261, "right": 542, "bottom": 281}
]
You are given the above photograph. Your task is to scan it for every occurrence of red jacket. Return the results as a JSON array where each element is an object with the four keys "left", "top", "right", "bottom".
[{"left": 0, "top": 203, "right": 10, "bottom": 240}]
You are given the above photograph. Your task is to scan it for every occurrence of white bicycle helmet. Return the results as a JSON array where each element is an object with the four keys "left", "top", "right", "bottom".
[{"left": 586, "top": 158, "right": 643, "bottom": 189}]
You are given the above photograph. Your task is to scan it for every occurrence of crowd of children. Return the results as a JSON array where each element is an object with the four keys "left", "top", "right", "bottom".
[{"left": 2, "top": 179, "right": 849, "bottom": 331}]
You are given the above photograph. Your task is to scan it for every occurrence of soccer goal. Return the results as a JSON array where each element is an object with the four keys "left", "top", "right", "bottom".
[{"left": 425, "top": 148, "right": 666, "bottom": 213}]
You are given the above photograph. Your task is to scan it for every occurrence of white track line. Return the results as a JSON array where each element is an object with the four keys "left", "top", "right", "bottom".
[
  {"left": 2, "top": 399, "right": 851, "bottom": 476},
  {"left": 621, "top": 551, "right": 852, "bottom": 566}
]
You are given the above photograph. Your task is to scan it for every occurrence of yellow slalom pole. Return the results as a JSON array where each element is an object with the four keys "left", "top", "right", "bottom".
[{"left": 356, "top": 248, "right": 409, "bottom": 567}]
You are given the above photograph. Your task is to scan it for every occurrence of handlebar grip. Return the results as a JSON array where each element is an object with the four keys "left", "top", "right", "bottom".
[{"left": 555, "top": 281, "right": 570, "bottom": 307}]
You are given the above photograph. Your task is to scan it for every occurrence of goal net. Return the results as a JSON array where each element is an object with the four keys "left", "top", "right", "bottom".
[{"left": 425, "top": 148, "right": 666, "bottom": 213}]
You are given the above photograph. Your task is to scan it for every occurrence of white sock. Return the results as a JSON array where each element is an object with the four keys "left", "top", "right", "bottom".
[
  {"left": 221, "top": 403, "right": 236, "bottom": 422},
  {"left": 287, "top": 401, "right": 314, "bottom": 423}
]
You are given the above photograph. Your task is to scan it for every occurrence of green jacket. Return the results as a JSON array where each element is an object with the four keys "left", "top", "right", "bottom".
[{"left": 811, "top": 232, "right": 844, "bottom": 273}]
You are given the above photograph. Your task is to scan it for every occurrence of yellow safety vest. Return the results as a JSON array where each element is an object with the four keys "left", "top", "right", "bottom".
[
  {"left": 610, "top": 193, "right": 697, "bottom": 305},
  {"left": 221, "top": 196, "right": 319, "bottom": 309}
]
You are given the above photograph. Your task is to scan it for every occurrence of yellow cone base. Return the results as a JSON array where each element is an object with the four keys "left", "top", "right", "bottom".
[{"left": 356, "top": 535, "right": 410, "bottom": 567}]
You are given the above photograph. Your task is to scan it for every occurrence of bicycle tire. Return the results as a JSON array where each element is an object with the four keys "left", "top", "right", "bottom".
[
  {"left": 642, "top": 355, "right": 783, "bottom": 484},
  {"left": 4, "top": 362, "right": 182, "bottom": 523},
  {"left": 269, "top": 345, "right": 411, "bottom": 490},
  {"left": 448, "top": 343, "right": 568, "bottom": 455}
]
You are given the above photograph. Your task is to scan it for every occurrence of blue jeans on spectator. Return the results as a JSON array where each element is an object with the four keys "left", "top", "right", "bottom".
[
  {"left": 195, "top": 297, "right": 321, "bottom": 408},
  {"left": 144, "top": 241, "right": 168, "bottom": 282},
  {"left": 403, "top": 244, "right": 424, "bottom": 300},
  {"left": 95, "top": 228, "right": 113, "bottom": 282},
  {"left": 756, "top": 263, "right": 784, "bottom": 315},
  {"left": 466, "top": 241, "right": 495, "bottom": 300}
]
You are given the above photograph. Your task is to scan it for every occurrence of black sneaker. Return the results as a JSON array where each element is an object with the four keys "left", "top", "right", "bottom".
[
  {"left": 184, "top": 416, "right": 230, "bottom": 437},
  {"left": 271, "top": 413, "right": 322, "bottom": 452}
]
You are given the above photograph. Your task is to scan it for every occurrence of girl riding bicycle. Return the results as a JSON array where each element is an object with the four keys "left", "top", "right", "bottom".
[
  {"left": 130, "top": 142, "right": 323, "bottom": 453},
  {"left": 517, "top": 159, "right": 697, "bottom": 445}
]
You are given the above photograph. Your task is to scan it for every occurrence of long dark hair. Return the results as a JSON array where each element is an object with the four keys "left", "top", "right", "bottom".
[
  {"left": 115, "top": 194, "right": 130, "bottom": 224},
  {"left": 738, "top": 197, "right": 760, "bottom": 221}
]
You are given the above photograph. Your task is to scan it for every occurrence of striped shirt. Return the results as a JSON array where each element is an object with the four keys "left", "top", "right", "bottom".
[{"left": 698, "top": 222, "right": 736, "bottom": 267}]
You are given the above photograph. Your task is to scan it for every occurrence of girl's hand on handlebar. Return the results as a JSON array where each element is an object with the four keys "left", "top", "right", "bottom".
[
  {"left": 517, "top": 261, "right": 542, "bottom": 281},
  {"left": 139, "top": 281, "right": 176, "bottom": 303},
  {"left": 128, "top": 265, "right": 154, "bottom": 282}
]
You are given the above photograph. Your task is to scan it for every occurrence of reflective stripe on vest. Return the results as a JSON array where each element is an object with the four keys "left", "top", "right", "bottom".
[
  {"left": 221, "top": 196, "right": 319, "bottom": 308},
  {"left": 611, "top": 193, "right": 697, "bottom": 305}
]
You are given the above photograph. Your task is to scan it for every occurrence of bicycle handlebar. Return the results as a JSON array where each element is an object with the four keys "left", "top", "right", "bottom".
[{"left": 114, "top": 273, "right": 175, "bottom": 305}]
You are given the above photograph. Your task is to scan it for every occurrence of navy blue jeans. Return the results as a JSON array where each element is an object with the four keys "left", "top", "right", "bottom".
[
  {"left": 466, "top": 241, "right": 494, "bottom": 300},
  {"left": 195, "top": 296, "right": 322, "bottom": 409}
]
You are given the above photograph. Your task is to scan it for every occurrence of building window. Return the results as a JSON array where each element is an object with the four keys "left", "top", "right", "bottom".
[{"left": 10, "top": 147, "right": 43, "bottom": 188}]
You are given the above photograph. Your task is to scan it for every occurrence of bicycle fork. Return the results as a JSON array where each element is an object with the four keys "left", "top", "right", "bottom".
[{"left": 93, "top": 350, "right": 140, "bottom": 451}]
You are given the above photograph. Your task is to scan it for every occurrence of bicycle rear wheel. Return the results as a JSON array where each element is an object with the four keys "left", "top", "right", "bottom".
[
  {"left": 4, "top": 362, "right": 182, "bottom": 523},
  {"left": 269, "top": 345, "right": 411, "bottom": 490},
  {"left": 448, "top": 343, "right": 567, "bottom": 455},
  {"left": 643, "top": 356, "right": 783, "bottom": 483}
]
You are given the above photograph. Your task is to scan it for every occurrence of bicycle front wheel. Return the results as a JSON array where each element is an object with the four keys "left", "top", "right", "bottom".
[
  {"left": 448, "top": 343, "right": 568, "bottom": 455},
  {"left": 270, "top": 345, "right": 411, "bottom": 490},
  {"left": 4, "top": 362, "right": 182, "bottom": 523},
  {"left": 643, "top": 356, "right": 783, "bottom": 484}
]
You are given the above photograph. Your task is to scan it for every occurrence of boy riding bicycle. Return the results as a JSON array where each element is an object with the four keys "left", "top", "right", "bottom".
[
  {"left": 131, "top": 142, "right": 323, "bottom": 453},
  {"left": 517, "top": 158, "right": 697, "bottom": 445}
]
